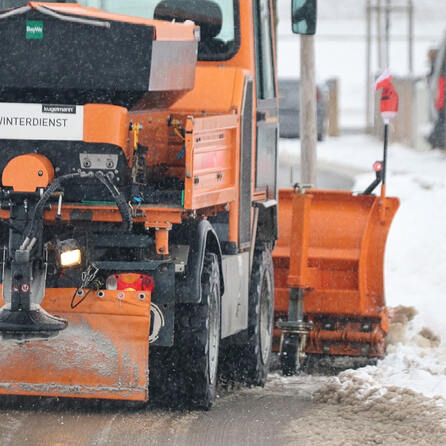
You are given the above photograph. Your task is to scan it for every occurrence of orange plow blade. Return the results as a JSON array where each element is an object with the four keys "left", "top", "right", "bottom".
[
  {"left": 273, "top": 189, "right": 399, "bottom": 358},
  {"left": 0, "top": 288, "right": 151, "bottom": 401}
]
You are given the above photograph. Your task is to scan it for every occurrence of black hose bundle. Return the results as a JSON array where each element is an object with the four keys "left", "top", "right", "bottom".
[
  {"left": 24, "top": 171, "right": 133, "bottom": 242},
  {"left": 25, "top": 172, "right": 81, "bottom": 239},
  {"left": 94, "top": 171, "right": 133, "bottom": 232}
]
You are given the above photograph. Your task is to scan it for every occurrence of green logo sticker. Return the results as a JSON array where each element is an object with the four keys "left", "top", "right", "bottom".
[{"left": 26, "top": 21, "right": 43, "bottom": 40}]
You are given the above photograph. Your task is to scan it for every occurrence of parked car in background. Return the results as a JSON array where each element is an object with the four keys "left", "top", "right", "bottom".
[
  {"left": 427, "top": 32, "right": 446, "bottom": 149},
  {"left": 278, "top": 78, "right": 328, "bottom": 141}
]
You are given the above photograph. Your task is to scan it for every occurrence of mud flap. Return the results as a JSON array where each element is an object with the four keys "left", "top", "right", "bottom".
[{"left": 0, "top": 287, "right": 151, "bottom": 401}]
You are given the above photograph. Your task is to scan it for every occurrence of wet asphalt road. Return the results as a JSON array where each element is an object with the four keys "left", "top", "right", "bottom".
[
  {"left": 277, "top": 161, "right": 354, "bottom": 190},
  {"left": 0, "top": 379, "right": 312, "bottom": 446},
  {"left": 0, "top": 165, "right": 350, "bottom": 446}
]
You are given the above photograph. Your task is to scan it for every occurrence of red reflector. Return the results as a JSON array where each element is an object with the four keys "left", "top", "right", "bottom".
[
  {"left": 112, "top": 273, "right": 154, "bottom": 292},
  {"left": 436, "top": 76, "right": 445, "bottom": 111},
  {"left": 373, "top": 161, "right": 383, "bottom": 172}
]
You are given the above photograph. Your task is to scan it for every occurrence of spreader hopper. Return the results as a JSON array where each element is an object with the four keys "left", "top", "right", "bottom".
[{"left": 0, "top": 2, "right": 198, "bottom": 108}]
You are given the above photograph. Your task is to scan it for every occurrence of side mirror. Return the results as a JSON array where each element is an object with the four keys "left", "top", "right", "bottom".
[{"left": 291, "top": 0, "right": 317, "bottom": 35}]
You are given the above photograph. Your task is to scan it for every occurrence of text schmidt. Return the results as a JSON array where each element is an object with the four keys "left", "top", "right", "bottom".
[{"left": 0, "top": 116, "right": 69, "bottom": 128}]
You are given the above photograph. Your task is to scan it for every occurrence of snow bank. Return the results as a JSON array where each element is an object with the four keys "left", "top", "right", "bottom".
[
  {"left": 311, "top": 371, "right": 446, "bottom": 445},
  {"left": 268, "top": 371, "right": 446, "bottom": 446},
  {"left": 353, "top": 305, "right": 446, "bottom": 401}
]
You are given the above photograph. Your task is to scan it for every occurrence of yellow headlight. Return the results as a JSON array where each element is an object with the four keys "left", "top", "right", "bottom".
[{"left": 60, "top": 249, "right": 82, "bottom": 267}]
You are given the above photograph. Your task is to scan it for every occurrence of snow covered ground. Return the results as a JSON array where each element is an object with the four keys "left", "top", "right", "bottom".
[{"left": 280, "top": 133, "right": 446, "bottom": 410}]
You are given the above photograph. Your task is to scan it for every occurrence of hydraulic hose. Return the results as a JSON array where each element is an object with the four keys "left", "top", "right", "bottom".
[
  {"left": 24, "top": 171, "right": 133, "bottom": 242},
  {"left": 34, "top": 5, "right": 111, "bottom": 29},
  {"left": 94, "top": 171, "right": 133, "bottom": 232},
  {"left": 25, "top": 172, "right": 81, "bottom": 240},
  {"left": 0, "top": 5, "right": 31, "bottom": 20}
]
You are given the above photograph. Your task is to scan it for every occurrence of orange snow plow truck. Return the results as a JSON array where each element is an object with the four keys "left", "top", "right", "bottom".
[{"left": 0, "top": 0, "right": 398, "bottom": 408}]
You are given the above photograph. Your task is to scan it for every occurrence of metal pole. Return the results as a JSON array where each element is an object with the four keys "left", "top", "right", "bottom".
[
  {"left": 327, "top": 78, "right": 340, "bottom": 136},
  {"left": 385, "top": 0, "right": 391, "bottom": 68},
  {"left": 376, "top": 0, "right": 383, "bottom": 69},
  {"left": 366, "top": 0, "right": 372, "bottom": 131},
  {"left": 300, "top": 35, "right": 317, "bottom": 186},
  {"left": 383, "top": 123, "right": 389, "bottom": 186},
  {"left": 408, "top": 0, "right": 414, "bottom": 74}
]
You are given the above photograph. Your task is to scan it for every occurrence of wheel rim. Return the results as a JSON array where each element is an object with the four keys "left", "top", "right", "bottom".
[
  {"left": 259, "top": 272, "right": 272, "bottom": 365},
  {"left": 208, "top": 279, "right": 220, "bottom": 385}
]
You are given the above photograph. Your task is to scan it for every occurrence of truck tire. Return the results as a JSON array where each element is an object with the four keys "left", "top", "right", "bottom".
[
  {"left": 150, "top": 252, "right": 221, "bottom": 409},
  {"left": 181, "top": 252, "right": 221, "bottom": 408},
  {"left": 238, "top": 247, "right": 275, "bottom": 386}
]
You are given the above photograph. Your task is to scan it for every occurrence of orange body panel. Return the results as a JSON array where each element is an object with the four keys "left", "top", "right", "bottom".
[
  {"left": 83, "top": 104, "right": 130, "bottom": 154},
  {"left": 273, "top": 189, "right": 399, "bottom": 357},
  {"left": 155, "top": 228, "right": 170, "bottom": 255},
  {"left": 184, "top": 114, "right": 238, "bottom": 210},
  {"left": 131, "top": 110, "right": 181, "bottom": 169},
  {"left": 0, "top": 287, "right": 151, "bottom": 401},
  {"left": 131, "top": 78, "right": 245, "bottom": 240},
  {"left": 2, "top": 154, "right": 54, "bottom": 192},
  {"left": 171, "top": 66, "right": 242, "bottom": 114},
  {"left": 170, "top": 67, "right": 248, "bottom": 243}
]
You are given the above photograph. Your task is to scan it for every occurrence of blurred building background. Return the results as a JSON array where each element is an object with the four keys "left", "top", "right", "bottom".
[{"left": 276, "top": 0, "right": 446, "bottom": 143}]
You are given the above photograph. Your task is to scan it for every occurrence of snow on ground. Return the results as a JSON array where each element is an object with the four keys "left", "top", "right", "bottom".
[
  {"left": 280, "top": 133, "right": 446, "bottom": 411},
  {"left": 266, "top": 370, "right": 446, "bottom": 445}
]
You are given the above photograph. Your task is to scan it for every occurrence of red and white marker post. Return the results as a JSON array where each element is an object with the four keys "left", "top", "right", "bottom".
[{"left": 375, "top": 70, "right": 399, "bottom": 214}]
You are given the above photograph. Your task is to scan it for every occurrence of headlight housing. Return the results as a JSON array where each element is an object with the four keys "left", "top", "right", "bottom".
[{"left": 56, "top": 239, "right": 82, "bottom": 268}]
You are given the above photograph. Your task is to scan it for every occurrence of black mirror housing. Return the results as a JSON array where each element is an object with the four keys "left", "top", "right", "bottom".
[{"left": 291, "top": 0, "right": 317, "bottom": 35}]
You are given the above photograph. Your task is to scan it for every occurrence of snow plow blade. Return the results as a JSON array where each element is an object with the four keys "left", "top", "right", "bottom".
[
  {"left": 0, "top": 288, "right": 151, "bottom": 401},
  {"left": 273, "top": 189, "right": 399, "bottom": 358}
]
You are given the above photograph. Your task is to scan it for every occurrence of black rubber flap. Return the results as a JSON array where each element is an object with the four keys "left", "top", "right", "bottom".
[{"left": 0, "top": 304, "right": 68, "bottom": 341}]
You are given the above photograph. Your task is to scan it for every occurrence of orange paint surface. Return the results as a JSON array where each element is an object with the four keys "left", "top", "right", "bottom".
[
  {"left": 83, "top": 104, "right": 130, "bottom": 154},
  {"left": 2, "top": 154, "right": 54, "bottom": 192},
  {"left": 273, "top": 189, "right": 399, "bottom": 357},
  {"left": 0, "top": 287, "right": 151, "bottom": 401}
]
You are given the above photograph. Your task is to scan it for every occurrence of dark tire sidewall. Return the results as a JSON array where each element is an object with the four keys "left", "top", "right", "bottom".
[
  {"left": 202, "top": 253, "right": 221, "bottom": 399},
  {"left": 247, "top": 247, "right": 275, "bottom": 385}
]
